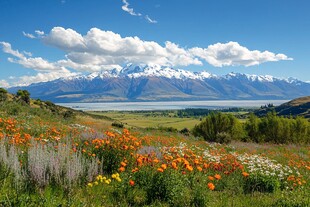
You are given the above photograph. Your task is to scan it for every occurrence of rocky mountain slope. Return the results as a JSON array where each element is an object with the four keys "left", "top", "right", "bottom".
[{"left": 9, "top": 64, "right": 310, "bottom": 102}]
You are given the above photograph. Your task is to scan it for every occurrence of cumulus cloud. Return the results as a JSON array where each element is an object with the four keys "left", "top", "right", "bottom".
[
  {"left": 190, "top": 41, "right": 293, "bottom": 67},
  {"left": 0, "top": 27, "right": 293, "bottom": 86},
  {"left": 121, "top": 0, "right": 141, "bottom": 16},
  {"left": 145, "top": 15, "right": 157, "bottom": 24},
  {"left": 13, "top": 69, "right": 79, "bottom": 86},
  {"left": 39, "top": 27, "right": 202, "bottom": 70},
  {"left": 1, "top": 41, "right": 65, "bottom": 72},
  {"left": 0, "top": 41, "right": 77, "bottom": 86}
]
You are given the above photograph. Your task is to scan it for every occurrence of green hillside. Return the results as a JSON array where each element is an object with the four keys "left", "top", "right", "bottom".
[{"left": 255, "top": 96, "right": 310, "bottom": 118}]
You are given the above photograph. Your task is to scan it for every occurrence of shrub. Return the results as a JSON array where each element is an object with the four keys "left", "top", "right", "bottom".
[
  {"left": 0, "top": 88, "right": 8, "bottom": 102},
  {"left": 179, "top": 127, "right": 190, "bottom": 136},
  {"left": 146, "top": 169, "right": 189, "bottom": 206},
  {"left": 111, "top": 121, "right": 124, "bottom": 128},
  {"left": 192, "top": 112, "right": 244, "bottom": 143},
  {"left": 243, "top": 173, "right": 280, "bottom": 194}
]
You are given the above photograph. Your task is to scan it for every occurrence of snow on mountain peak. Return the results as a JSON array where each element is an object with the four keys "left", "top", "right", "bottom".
[{"left": 62, "top": 63, "right": 304, "bottom": 85}]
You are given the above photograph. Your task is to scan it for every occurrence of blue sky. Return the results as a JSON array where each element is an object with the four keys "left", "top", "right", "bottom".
[{"left": 0, "top": 0, "right": 309, "bottom": 87}]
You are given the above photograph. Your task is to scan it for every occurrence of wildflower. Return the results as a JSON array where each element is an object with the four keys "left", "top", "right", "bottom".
[
  {"left": 129, "top": 180, "right": 135, "bottom": 186},
  {"left": 242, "top": 172, "right": 249, "bottom": 177},
  {"left": 116, "top": 177, "right": 122, "bottom": 182},
  {"left": 185, "top": 165, "right": 193, "bottom": 172},
  {"left": 161, "top": 164, "right": 167, "bottom": 170},
  {"left": 119, "top": 167, "right": 125, "bottom": 172},
  {"left": 87, "top": 183, "right": 93, "bottom": 187},
  {"left": 197, "top": 166, "right": 202, "bottom": 172},
  {"left": 120, "top": 161, "right": 127, "bottom": 167},
  {"left": 208, "top": 176, "right": 214, "bottom": 181},
  {"left": 157, "top": 168, "right": 164, "bottom": 173},
  {"left": 214, "top": 174, "right": 221, "bottom": 180},
  {"left": 208, "top": 182, "right": 215, "bottom": 190},
  {"left": 171, "top": 162, "right": 178, "bottom": 169},
  {"left": 94, "top": 181, "right": 99, "bottom": 185}
]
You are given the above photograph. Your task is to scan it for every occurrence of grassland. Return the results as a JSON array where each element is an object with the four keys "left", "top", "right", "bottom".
[
  {"left": 0, "top": 96, "right": 309, "bottom": 206},
  {"left": 90, "top": 111, "right": 201, "bottom": 130}
]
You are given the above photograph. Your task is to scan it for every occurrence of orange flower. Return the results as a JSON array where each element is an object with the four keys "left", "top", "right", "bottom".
[
  {"left": 121, "top": 161, "right": 127, "bottom": 167},
  {"left": 161, "top": 164, "right": 167, "bottom": 170},
  {"left": 214, "top": 174, "right": 221, "bottom": 180},
  {"left": 131, "top": 167, "right": 139, "bottom": 173},
  {"left": 157, "top": 168, "right": 164, "bottom": 173},
  {"left": 171, "top": 162, "right": 178, "bottom": 169},
  {"left": 196, "top": 166, "right": 202, "bottom": 172},
  {"left": 129, "top": 180, "right": 135, "bottom": 186},
  {"left": 119, "top": 167, "right": 125, "bottom": 172},
  {"left": 242, "top": 172, "right": 249, "bottom": 177},
  {"left": 208, "top": 176, "right": 215, "bottom": 181},
  {"left": 208, "top": 182, "right": 215, "bottom": 190},
  {"left": 185, "top": 164, "right": 193, "bottom": 172},
  {"left": 153, "top": 158, "right": 160, "bottom": 163}
]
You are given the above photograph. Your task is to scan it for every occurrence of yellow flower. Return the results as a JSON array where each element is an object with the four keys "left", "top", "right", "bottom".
[
  {"left": 116, "top": 177, "right": 122, "bottom": 182},
  {"left": 112, "top": 174, "right": 117, "bottom": 179},
  {"left": 94, "top": 181, "right": 99, "bottom": 185},
  {"left": 87, "top": 183, "right": 93, "bottom": 187}
]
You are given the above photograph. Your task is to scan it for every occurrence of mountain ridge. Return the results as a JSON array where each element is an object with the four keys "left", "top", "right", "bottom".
[{"left": 8, "top": 64, "right": 310, "bottom": 102}]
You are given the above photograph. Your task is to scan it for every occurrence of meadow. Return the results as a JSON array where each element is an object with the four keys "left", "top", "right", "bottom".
[{"left": 0, "top": 96, "right": 309, "bottom": 206}]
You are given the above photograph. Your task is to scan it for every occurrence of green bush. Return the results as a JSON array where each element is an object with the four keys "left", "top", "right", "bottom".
[
  {"left": 111, "top": 121, "right": 124, "bottom": 128},
  {"left": 192, "top": 112, "right": 244, "bottom": 143},
  {"left": 146, "top": 170, "right": 189, "bottom": 206},
  {"left": 243, "top": 173, "right": 280, "bottom": 194}
]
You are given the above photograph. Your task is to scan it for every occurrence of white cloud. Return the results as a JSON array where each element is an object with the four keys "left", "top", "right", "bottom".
[
  {"left": 121, "top": 0, "right": 141, "bottom": 16},
  {"left": 0, "top": 42, "right": 25, "bottom": 59},
  {"left": 1, "top": 41, "right": 64, "bottom": 72},
  {"left": 23, "top": 31, "right": 35, "bottom": 39},
  {"left": 0, "top": 80, "right": 10, "bottom": 88},
  {"left": 190, "top": 41, "right": 293, "bottom": 67},
  {"left": 35, "top": 30, "right": 45, "bottom": 36},
  {"left": 10, "top": 69, "right": 79, "bottom": 87},
  {"left": 0, "top": 28, "right": 293, "bottom": 86},
  {"left": 41, "top": 27, "right": 202, "bottom": 69},
  {"left": 145, "top": 15, "right": 157, "bottom": 24}
]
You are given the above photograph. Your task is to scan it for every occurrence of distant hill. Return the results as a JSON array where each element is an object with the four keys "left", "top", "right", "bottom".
[
  {"left": 254, "top": 96, "right": 310, "bottom": 118},
  {"left": 8, "top": 64, "right": 310, "bottom": 102}
]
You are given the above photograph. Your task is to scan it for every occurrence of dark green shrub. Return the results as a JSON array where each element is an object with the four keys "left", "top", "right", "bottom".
[
  {"left": 62, "top": 110, "right": 75, "bottom": 120},
  {"left": 0, "top": 88, "right": 8, "bottom": 102},
  {"left": 179, "top": 127, "right": 190, "bottom": 136},
  {"left": 243, "top": 174, "right": 280, "bottom": 194},
  {"left": 16, "top": 90, "right": 30, "bottom": 105},
  {"left": 111, "top": 121, "right": 124, "bottom": 128}
]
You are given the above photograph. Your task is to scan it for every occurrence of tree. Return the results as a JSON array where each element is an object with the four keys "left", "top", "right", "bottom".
[
  {"left": 244, "top": 113, "right": 261, "bottom": 142},
  {"left": 0, "top": 88, "right": 8, "bottom": 102},
  {"left": 192, "top": 112, "right": 244, "bottom": 143},
  {"left": 16, "top": 89, "right": 31, "bottom": 105}
]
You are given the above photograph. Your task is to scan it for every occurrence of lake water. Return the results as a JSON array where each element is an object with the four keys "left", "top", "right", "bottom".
[{"left": 57, "top": 100, "right": 288, "bottom": 111}]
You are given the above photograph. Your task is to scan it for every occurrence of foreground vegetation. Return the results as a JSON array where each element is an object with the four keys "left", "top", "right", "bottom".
[{"left": 0, "top": 89, "right": 309, "bottom": 206}]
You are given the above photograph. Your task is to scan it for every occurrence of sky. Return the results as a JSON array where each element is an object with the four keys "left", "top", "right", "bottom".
[{"left": 0, "top": 0, "right": 310, "bottom": 87}]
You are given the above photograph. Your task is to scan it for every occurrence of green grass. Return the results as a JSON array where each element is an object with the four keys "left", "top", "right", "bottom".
[{"left": 90, "top": 111, "right": 200, "bottom": 130}]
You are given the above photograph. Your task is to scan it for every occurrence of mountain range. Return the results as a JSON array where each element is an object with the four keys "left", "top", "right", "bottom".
[{"left": 8, "top": 64, "right": 310, "bottom": 102}]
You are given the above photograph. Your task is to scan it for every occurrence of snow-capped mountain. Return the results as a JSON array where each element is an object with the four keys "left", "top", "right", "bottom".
[{"left": 8, "top": 64, "right": 310, "bottom": 102}]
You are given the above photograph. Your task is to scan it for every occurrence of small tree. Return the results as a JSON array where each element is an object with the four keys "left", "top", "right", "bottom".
[
  {"left": 16, "top": 89, "right": 31, "bottom": 105},
  {"left": 0, "top": 88, "right": 8, "bottom": 102},
  {"left": 192, "top": 112, "right": 244, "bottom": 143}
]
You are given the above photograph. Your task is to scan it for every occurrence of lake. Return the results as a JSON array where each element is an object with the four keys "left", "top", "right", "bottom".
[{"left": 57, "top": 100, "right": 288, "bottom": 111}]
